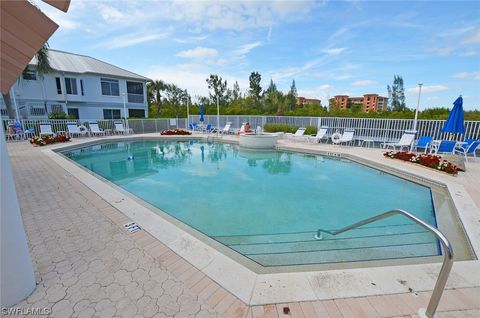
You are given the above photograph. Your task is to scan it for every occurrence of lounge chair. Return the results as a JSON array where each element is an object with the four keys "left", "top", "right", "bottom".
[
  {"left": 430, "top": 140, "right": 456, "bottom": 154},
  {"left": 338, "top": 128, "right": 355, "bottom": 145},
  {"left": 307, "top": 126, "right": 328, "bottom": 143},
  {"left": 39, "top": 123, "right": 55, "bottom": 137},
  {"left": 413, "top": 136, "right": 433, "bottom": 153},
  {"left": 219, "top": 122, "right": 232, "bottom": 135},
  {"left": 89, "top": 122, "right": 105, "bottom": 136},
  {"left": 454, "top": 140, "right": 480, "bottom": 161},
  {"left": 114, "top": 121, "right": 133, "bottom": 135},
  {"left": 382, "top": 130, "right": 416, "bottom": 150},
  {"left": 66, "top": 122, "right": 82, "bottom": 137},
  {"left": 286, "top": 127, "right": 306, "bottom": 141}
]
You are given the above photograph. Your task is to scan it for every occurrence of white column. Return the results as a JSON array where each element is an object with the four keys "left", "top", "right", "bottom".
[
  {"left": 216, "top": 95, "right": 220, "bottom": 136},
  {"left": 411, "top": 83, "right": 423, "bottom": 152},
  {"left": 0, "top": 128, "right": 36, "bottom": 306}
]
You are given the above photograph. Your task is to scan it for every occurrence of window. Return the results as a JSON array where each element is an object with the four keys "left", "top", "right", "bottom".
[
  {"left": 23, "top": 69, "right": 37, "bottom": 80},
  {"left": 68, "top": 108, "right": 79, "bottom": 119},
  {"left": 127, "top": 81, "right": 143, "bottom": 94},
  {"left": 127, "top": 81, "right": 144, "bottom": 103},
  {"left": 55, "top": 77, "right": 62, "bottom": 94},
  {"left": 80, "top": 79, "right": 84, "bottom": 96},
  {"left": 64, "top": 77, "right": 78, "bottom": 95},
  {"left": 103, "top": 109, "right": 121, "bottom": 119},
  {"left": 128, "top": 109, "right": 145, "bottom": 118},
  {"left": 101, "top": 78, "right": 119, "bottom": 96}
]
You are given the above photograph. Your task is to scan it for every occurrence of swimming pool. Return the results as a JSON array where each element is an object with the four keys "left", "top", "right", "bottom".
[{"left": 64, "top": 140, "right": 442, "bottom": 267}]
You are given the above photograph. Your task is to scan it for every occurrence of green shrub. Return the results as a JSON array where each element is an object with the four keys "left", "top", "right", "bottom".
[
  {"left": 263, "top": 123, "right": 298, "bottom": 133},
  {"left": 304, "top": 125, "right": 317, "bottom": 135},
  {"left": 48, "top": 109, "right": 74, "bottom": 119},
  {"left": 263, "top": 123, "right": 318, "bottom": 135}
]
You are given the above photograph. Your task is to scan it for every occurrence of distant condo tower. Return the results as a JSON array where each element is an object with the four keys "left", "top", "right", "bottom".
[{"left": 334, "top": 94, "right": 388, "bottom": 112}]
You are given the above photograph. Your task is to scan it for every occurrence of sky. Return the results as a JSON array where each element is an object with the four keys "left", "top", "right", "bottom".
[{"left": 35, "top": 0, "right": 480, "bottom": 110}]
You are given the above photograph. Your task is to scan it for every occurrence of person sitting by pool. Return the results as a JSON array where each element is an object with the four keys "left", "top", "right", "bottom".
[
  {"left": 237, "top": 122, "right": 254, "bottom": 135},
  {"left": 244, "top": 122, "right": 252, "bottom": 133}
]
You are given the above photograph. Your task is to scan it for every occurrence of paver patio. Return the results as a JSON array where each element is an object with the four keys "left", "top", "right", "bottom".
[{"left": 5, "top": 139, "right": 480, "bottom": 317}]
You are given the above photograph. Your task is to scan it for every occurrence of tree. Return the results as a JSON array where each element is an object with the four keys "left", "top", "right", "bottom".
[
  {"left": 388, "top": 75, "right": 406, "bottom": 111},
  {"left": 290, "top": 80, "right": 297, "bottom": 98},
  {"left": 249, "top": 71, "right": 262, "bottom": 103},
  {"left": 329, "top": 98, "right": 340, "bottom": 112},
  {"left": 147, "top": 80, "right": 167, "bottom": 117},
  {"left": 285, "top": 80, "right": 297, "bottom": 112},
  {"left": 165, "top": 83, "right": 189, "bottom": 119},
  {"left": 206, "top": 74, "right": 227, "bottom": 104},
  {"left": 2, "top": 43, "right": 52, "bottom": 119},
  {"left": 232, "top": 81, "right": 241, "bottom": 101}
]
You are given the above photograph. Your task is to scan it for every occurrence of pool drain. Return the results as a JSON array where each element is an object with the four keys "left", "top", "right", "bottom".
[{"left": 124, "top": 222, "right": 141, "bottom": 233}]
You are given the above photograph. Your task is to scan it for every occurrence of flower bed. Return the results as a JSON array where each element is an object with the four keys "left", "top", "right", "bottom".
[
  {"left": 384, "top": 151, "right": 462, "bottom": 175},
  {"left": 160, "top": 129, "right": 192, "bottom": 136},
  {"left": 30, "top": 135, "right": 71, "bottom": 146}
]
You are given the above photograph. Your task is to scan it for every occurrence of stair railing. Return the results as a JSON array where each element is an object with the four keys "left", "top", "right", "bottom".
[{"left": 314, "top": 209, "right": 453, "bottom": 318}]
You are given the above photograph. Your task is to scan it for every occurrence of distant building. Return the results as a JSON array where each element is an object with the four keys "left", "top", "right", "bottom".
[
  {"left": 333, "top": 94, "right": 388, "bottom": 112},
  {"left": 296, "top": 96, "right": 321, "bottom": 106},
  {"left": 0, "top": 49, "right": 151, "bottom": 119}
]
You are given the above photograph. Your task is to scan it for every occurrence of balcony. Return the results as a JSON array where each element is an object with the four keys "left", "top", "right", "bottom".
[{"left": 127, "top": 93, "right": 144, "bottom": 104}]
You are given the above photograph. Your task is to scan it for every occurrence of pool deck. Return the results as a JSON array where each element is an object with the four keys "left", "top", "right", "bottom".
[{"left": 5, "top": 134, "right": 480, "bottom": 317}]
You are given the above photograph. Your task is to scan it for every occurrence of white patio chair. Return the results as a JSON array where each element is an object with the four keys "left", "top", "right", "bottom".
[
  {"left": 114, "top": 121, "right": 133, "bottom": 135},
  {"left": 382, "top": 130, "right": 416, "bottom": 151},
  {"left": 89, "top": 122, "right": 105, "bottom": 136},
  {"left": 307, "top": 126, "right": 328, "bottom": 143},
  {"left": 39, "top": 124, "right": 55, "bottom": 137},
  {"left": 338, "top": 128, "right": 355, "bottom": 145},
  {"left": 286, "top": 127, "right": 306, "bottom": 141},
  {"left": 219, "top": 122, "right": 232, "bottom": 135},
  {"left": 66, "top": 122, "right": 82, "bottom": 137}
]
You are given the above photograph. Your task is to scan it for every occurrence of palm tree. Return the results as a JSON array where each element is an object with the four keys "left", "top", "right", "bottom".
[
  {"left": 147, "top": 80, "right": 167, "bottom": 117},
  {"left": 2, "top": 43, "right": 52, "bottom": 119}
]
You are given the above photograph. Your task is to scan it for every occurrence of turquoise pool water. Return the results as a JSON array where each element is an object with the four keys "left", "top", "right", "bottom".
[{"left": 64, "top": 140, "right": 440, "bottom": 266}]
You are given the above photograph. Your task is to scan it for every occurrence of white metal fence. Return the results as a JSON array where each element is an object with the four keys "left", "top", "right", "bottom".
[
  {"left": 189, "top": 115, "right": 480, "bottom": 141},
  {"left": 3, "top": 116, "right": 480, "bottom": 142},
  {"left": 2, "top": 118, "right": 187, "bottom": 138}
]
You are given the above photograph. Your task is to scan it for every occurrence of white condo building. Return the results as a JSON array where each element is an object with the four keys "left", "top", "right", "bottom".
[{"left": 0, "top": 49, "right": 151, "bottom": 119}]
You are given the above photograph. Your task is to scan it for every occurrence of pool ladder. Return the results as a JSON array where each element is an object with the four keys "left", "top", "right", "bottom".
[{"left": 315, "top": 209, "right": 453, "bottom": 318}]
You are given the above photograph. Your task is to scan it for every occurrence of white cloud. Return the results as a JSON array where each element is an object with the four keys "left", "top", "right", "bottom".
[
  {"left": 460, "top": 50, "right": 477, "bottom": 57},
  {"left": 452, "top": 72, "right": 469, "bottom": 79},
  {"left": 95, "top": 32, "right": 169, "bottom": 49},
  {"left": 430, "top": 47, "right": 453, "bottom": 56},
  {"left": 298, "top": 84, "right": 334, "bottom": 101},
  {"left": 352, "top": 80, "right": 377, "bottom": 87},
  {"left": 234, "top": 42, "right": 262, "bottom": 57},
  {"left": 323, "top": 48, "right": 347, "bottom": 55},
  {"left": 176, "top": 47, "right": 218, "bottom": 59},
  {"left": 462, "top": 28, "right": 480, "bottom": 45},
  {"left": 97, "top": 4, "right": 125, "bottom": 23},
  {"left": 165, "top": 1, "right": 316, "bottom": 31},
  {"left": 145, "top": 65, "right": 249, "bottom": 99},
  {"left": 453, "top": 72, "right": 480, "bottom": 80},
  {"left": 406, "top": 85, "right": 448, "bottom": 94},
  {"left": 322, "top": 47, "right": 347, "bottom": 55}
]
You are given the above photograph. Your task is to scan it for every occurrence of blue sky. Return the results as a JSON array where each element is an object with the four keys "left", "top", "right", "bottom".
[{"left": 37, "top": 0, "right": 480, "bottom": 110}]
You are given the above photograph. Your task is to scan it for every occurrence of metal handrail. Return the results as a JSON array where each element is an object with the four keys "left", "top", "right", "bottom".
[{"left": 314, "top": 209, "right": 453, "bottom": 318}]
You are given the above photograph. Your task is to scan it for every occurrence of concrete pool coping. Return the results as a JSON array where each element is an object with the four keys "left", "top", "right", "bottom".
[{"left": 43, "top": 133, "right": 480, "bottom": 306}]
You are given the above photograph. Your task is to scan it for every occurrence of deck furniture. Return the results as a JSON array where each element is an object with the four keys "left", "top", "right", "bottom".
[
  {"left": 39, "top": 123, "right": 55, "bottom": 137},
  {"left": 307, "top": 126, "right": 328, "bottom": 143},
  {"left": 382, "top": 130, "right": 416, "bottom": 151}
]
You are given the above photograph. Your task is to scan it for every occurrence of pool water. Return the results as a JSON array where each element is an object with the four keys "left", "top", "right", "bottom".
[{"left": 64, "top": 140, "right": 440, "bottom": 266}]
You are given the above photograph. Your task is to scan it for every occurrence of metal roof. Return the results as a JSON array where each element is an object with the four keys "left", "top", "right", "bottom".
[{"left": 29, "top": 49, "right": 151, "bottom": 81}]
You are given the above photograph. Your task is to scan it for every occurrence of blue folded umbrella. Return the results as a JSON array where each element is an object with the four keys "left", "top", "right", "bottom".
[
  {"left": 199, "top": 103, "right": 205, "bottom": 122},
  {"left": 442, "top": 96, "right": 465, "bottom": 134}
]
